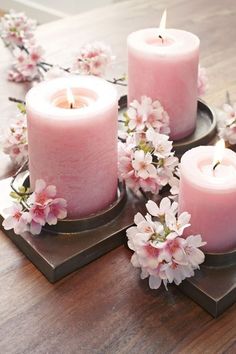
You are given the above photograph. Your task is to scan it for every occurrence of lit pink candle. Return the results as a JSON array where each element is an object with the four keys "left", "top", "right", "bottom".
[
  {"left": 178, "top": 141, "right": 236, "bottom": 253},
  {"left": 127, "top": 11, "right": 200, "bottom": 140},
  {"left": 26, "top": 76, "right": 118, "bottom": 219}
]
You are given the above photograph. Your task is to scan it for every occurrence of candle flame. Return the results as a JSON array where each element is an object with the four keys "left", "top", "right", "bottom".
[
  {"left": 66, "top": 87, "right": 75, "bottom": 108},
  {"left": 159, "top": 9, "right": 167, "bottom": 31},
  {"left": 212, "top": 139, "right": 225, "bottom": 170}
]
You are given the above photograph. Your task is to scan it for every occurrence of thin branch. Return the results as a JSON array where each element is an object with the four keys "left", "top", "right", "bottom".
[
  {"left": 40, "top": 61, "right": 71, "bottom": 73},
  {"left": 226, "top": 91, "right": 231, "bottom": 105},
  {"left": 107, "top": 77, "right": 127, "bottom": 87},
  {"left": 139, "top": 188, "right": 148, "bottom": 201},
  {"left": 8, "top": 97, "right": 26, "bottom": 105},
  {"left": 10, "top": 160, "right": 32, "bottom": 197}
]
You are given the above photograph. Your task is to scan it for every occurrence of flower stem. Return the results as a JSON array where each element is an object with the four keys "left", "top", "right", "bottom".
[
  {"left": 40, "top": 61, "right": 71, "bottom": 73},
  {"left": 226, "top": 91, "right": 231, "bottom": 105},
  {"left": 10, "top": 160, "right": 32, "bottom": 197},
  {"left": 107, "top": 77, "right": 127, "bottom": 87},
  {"left": 139, "top": 188, "right": 148, "bottom": 201}
]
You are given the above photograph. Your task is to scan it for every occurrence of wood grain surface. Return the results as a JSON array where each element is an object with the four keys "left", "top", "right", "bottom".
[{"left": 0, "top": 0, "right": 236, "bottom": 353}]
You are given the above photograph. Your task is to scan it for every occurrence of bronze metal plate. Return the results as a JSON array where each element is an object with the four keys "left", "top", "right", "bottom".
[
  {"left": 179, "top": 264, "right": 236, "bottom": 317},
  {"left": 0, "top": 175, "right": 146, "bottom": 283},
  {"left": 0, "top": 175, "right": 235, "bottom": 316},
  {"left": 118, "top": 96, "right": 217, "bottom": 157}
]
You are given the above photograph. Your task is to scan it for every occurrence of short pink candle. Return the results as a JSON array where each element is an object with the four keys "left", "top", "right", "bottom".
[
  {"left": 178, "top": 145, "right": 236, "bottom": 253},
  {"left": 26, "top": 76, "right": 118, "bottom": 219},
  {"left": 127, "top": 28, "right": 200, "bottom": 140}
]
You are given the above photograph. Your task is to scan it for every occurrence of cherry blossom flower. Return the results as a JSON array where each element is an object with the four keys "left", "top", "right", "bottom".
[
  {"left": 0, "top": 10, "right": 36, "bottom": 47},
  {"left": 118, "top": 129, "right": 178, "bottom": 195},
  {"left": 28, "top": 179, "right": 56, "bottom": 205},
  {"left": 146, "top": 198, "right": 178, "bottom": 218},
  {"left": 2, "top": 179, "right": 67, "bottom": 236},
  {"left": 198, "top": 66, "right": 208, "bottom": 97},
  {"left": 120, "top": 96, "right": 170, "bottom": 137},
  {"left": 2, "top": 203, "right": 30, "bottom": 234},
  {"left": 8, "top": 45, "right": 44, "bottom": 82},
  {"left": 3, "top": 112, "right": 28, "bottom": 166},
  {"left": 146, "top": 128, "right": 173, "bottom": 159},
  {"left": 217, "top": 102, "right": 236, "bottom": 145},
  {"left": 165, "top": 211, "right": 191, "bottom": 236},
  {"left": 169, "top": 175, "right": 180, "bottom": 198},
  {"left": 72, "top": 41, "right": 114, "bottom": 77},
  {"left": 29, "top": 220, "right": 43, "bottom": 235},
  {"left": 29, "top": 203, "right": 49, "bottom": 226},
  {"left": 127, "top": 197, "right": 206, "bottom": 290},
  {"left": 46, "top": 198, "right": 67, "bottom": 225},
  {"left": 184, "top": 235, "right": 206, "bottom": 267},
  {"left": 132, "top": 150, "right": 156, "bottom": 179}
]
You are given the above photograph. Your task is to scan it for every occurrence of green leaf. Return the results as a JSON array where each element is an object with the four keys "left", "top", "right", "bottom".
[{"left": 17, "top": 103, "right": 26, "bottom": 114}]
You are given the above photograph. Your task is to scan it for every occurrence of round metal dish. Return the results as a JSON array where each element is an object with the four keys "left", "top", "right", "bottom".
[{"left": 204, "top": 248, "right": 236, "bottom": 268}]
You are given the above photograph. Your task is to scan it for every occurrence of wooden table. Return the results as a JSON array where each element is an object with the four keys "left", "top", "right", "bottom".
[{"left": 0, "top": 0, "right": 236, "bottom": 353}]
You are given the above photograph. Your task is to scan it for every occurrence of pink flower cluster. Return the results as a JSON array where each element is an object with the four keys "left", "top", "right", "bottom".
[
  {"left": 73, "top": 41, "right": 114, "bottom": 77},
  {"left": 3, "top": 111, "right": 28, "bottom": 166},
  {"left": 118, "top": 96, "right": 178, "bottom": 194},
  {"left": 197, "top": 66, "right": 208, "bottom": 97},
  {"left": 0, "top": 10, "right": 36, "bottom": 47},
  {"left": 2, "top": 179, "right": 67, "bottom": 235},
  {"left": 118, "top": 132, "right": 178, "bottom": 194},
  {"left": 0, "top": 11, "right": 44, "bottom": 82},
  {"left": 127, "top": 197, "right": 206, "bottom": 289},
  {"left": 8, "top": 44, "right": 44, "bottom": 82},
  {"left": 1, "top": 12, "right": 114, "bottom": 82},
  {"left": 217, "top": 102, "right": 236, "bottom": 145},
  {"left": 119, "top": 96, "right": 170, "bottom": 139}
]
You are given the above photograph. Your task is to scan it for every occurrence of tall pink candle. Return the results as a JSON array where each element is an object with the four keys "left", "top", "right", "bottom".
[
  {"left": 26, "top": 76, "right": 118, "bottom": 219},
  {"left": 127, "top": 28, "right": 200, "bottom": 140},
  {"left": 178, "top": 145, "right": 236, "bottom": 253}
]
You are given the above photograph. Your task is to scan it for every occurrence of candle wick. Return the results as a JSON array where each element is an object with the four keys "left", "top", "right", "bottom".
[
  {"left": 213, "top": 161, "right": 220, "bottom": 171},
  {"left": 158, "top": 34, "right": 164, "bottom": 44}
]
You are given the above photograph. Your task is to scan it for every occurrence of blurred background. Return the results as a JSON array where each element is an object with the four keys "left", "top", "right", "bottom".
[{"left": 0, "top": 0, "right": 125, "bottom": 22}]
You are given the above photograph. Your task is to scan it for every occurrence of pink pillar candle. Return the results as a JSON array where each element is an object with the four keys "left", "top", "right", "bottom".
[
  {"left": 26, "top": 76, "right": 118, "bottom": 219},
  {"left": 127, "top": 28, "right": 200, "bottom": 140},
  {"left": 178, "top": 146, "right": 236, "bottom": 253}
]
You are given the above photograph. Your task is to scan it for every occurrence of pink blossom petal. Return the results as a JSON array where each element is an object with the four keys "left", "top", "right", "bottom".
[
  {"left": 149, "top": 275, "right": 162, "bottom": 289},
  {"left": 29, "top": 220, "right": 42, "bottom": 235},
  {"left": 146, "top": 200, "right": 159, "bottom": 217}
]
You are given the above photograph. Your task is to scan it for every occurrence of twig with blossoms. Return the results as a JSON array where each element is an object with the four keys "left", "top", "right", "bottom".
[
  {"left": 2, "top": 178, "right": 67, "bottom": 235},
  {"left": 3, "top": 100, "right": 28, "bottom": 166},
  {"left": 127, "top": 197, "right": 206, "bottom": 290},
  {"left": 118, "top": 96, "right": 179, "bottom": 196},
  {"left": 217, "top": 92, "right": 236, "bottom": 146},
  {"left": 0, "top": 11, "right": 125, "bottom": 84}
]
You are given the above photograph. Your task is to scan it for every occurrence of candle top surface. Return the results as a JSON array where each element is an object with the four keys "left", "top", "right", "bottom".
[
  {"left": 26, "top": 75, "right": 117, "bottom": 120},
  {"left": 127, "top": 28, "right": 200, "bottom": 57},
  {"left": 180, "top": 146, "right": 236, "bottom": 191}
]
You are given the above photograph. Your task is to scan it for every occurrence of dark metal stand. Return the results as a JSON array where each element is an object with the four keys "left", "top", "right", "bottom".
[
  {"left": 0, "top": 95, "right": 234, "bottom": 317},
  {"left": 0, "top": 179, "right": 146, "bottom": 283},
  {"left": 179, "top": 249, "right": 236, "bottom": 317},
  {"left": 0, "top": 175, "right": 235, "bottom": 316}
]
